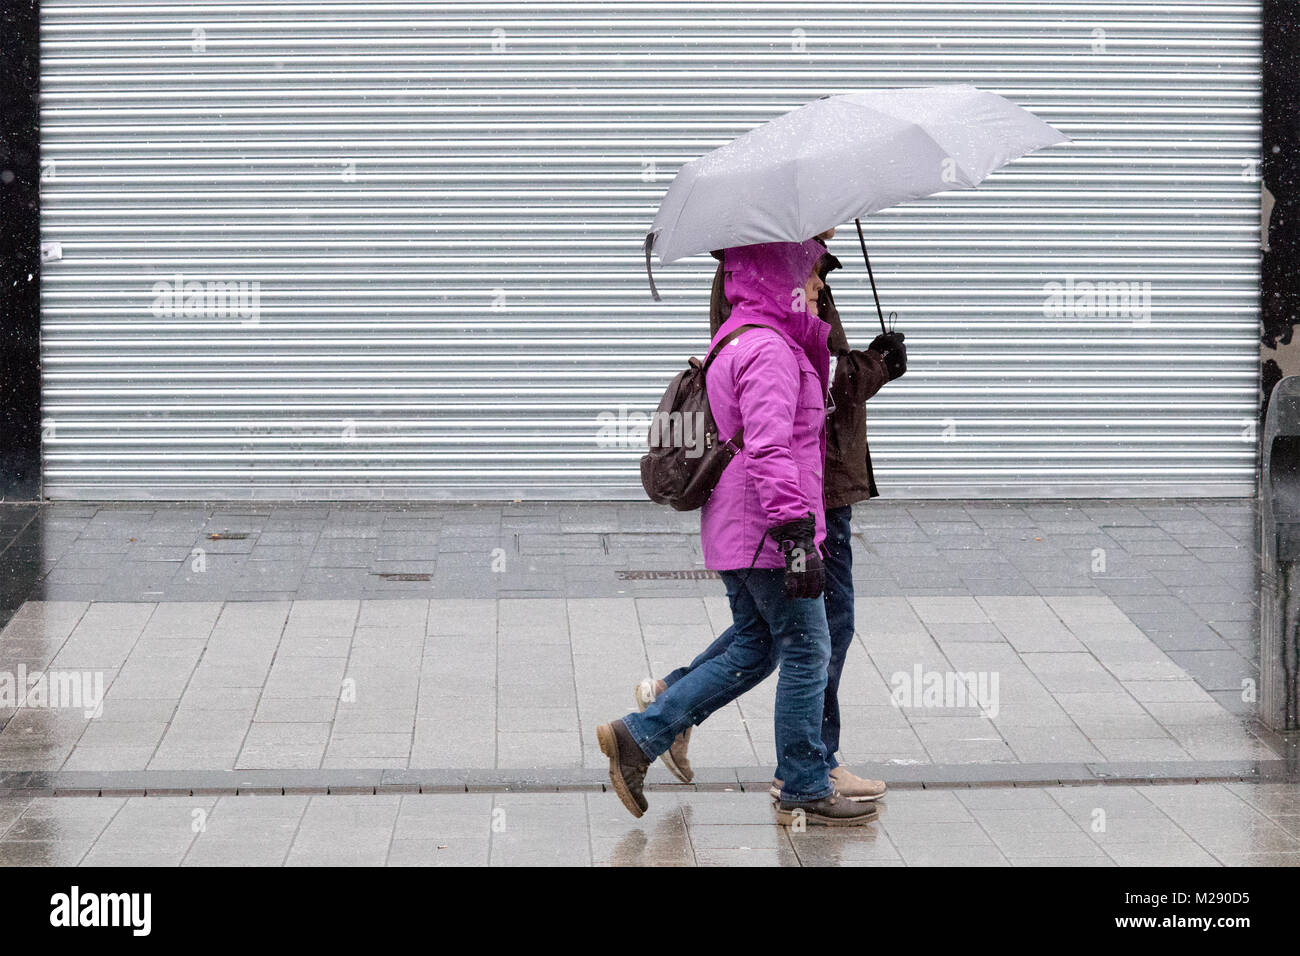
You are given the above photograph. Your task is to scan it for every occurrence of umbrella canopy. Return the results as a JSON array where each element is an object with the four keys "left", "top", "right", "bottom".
[{"left": 647, "top": 85, "right": 1069, "bottom": 267}]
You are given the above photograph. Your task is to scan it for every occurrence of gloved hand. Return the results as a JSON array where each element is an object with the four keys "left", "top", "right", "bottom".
[
  {"left": 767, "top": 514, "right": 825, "bottom": 600},
  {"left": 868, "top": 331, "right": 907, "bottom": 381}
]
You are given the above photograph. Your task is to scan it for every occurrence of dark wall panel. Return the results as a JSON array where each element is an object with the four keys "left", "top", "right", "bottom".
[{"left": 0, "top": 0, "right": 41, "bottom": 500}]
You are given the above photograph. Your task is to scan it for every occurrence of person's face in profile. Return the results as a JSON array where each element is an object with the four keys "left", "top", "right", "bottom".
[{"left": 803, "top": 267, "right": 825, "bottom": 317}]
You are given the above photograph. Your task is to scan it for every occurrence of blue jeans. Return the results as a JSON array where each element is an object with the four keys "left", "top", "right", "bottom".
[
  {"left": 663, "top": 504, "right": 855, "bottom": 768},
  {"left": 622, "top": 567, "right": 833, "bottom": 802}
]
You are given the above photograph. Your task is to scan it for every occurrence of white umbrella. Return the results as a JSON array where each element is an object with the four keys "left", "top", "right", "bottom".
[{"left": 645, "top": 85, "right": 1070, "bottom": 326}]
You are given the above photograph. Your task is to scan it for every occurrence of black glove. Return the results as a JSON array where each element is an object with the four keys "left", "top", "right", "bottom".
[
  {"left": 868, "top": 331, "right": 907, "bottom": 381},
  {"left": 767, "top": 514, "right": 825, "bottom": 600}
]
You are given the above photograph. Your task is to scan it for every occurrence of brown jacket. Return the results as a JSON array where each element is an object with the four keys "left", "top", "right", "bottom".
[{"left": 709, "top": 250, "right": 888, "bottom": 509}]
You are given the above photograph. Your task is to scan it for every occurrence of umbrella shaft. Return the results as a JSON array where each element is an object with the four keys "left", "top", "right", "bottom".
[{"left": 854, "top": 218, "right": 888, "bottom": 336}]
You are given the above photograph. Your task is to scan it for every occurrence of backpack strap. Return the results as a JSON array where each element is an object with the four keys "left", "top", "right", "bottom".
[
  {"left": 697, "top": 323, "right": 776, "bottom": 462},
  {"left": 701, "top": 323, "right": 772, "bottom": 374}
]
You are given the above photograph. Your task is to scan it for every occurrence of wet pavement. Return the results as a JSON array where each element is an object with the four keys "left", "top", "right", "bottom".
[
  {"left": 0, "top": 592, "right": 1276, "bottom": 773},
  {"left": 0, "top": 497, "right": 1288, "bottom": 866},
  {"left": 2, "top": 783, "right": 1299, "bottom": 867}
]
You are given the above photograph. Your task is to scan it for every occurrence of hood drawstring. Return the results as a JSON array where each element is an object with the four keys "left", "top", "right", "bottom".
[{"left": 644, "top": 232, "right": 661, "bottom": 302}]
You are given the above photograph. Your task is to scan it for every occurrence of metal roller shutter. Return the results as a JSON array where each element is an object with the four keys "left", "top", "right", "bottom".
[{"left": 39, "top": 0, "right": 1262, "bottom": 500}]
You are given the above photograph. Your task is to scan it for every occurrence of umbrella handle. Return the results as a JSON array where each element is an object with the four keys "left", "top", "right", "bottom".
[
  {"left": 644, "top": 232, "right": 661, "bottom": 302},
  {"left": 854, "top": 218, "right": 888, "bottom": 336}
]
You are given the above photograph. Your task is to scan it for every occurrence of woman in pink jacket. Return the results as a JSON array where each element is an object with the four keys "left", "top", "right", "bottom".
[{"left": 597, "top": 239, "right": 877, "bottom": 827}]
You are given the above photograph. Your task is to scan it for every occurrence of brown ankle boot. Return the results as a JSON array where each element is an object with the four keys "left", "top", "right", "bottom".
[
  {"left": 596, "top": 719, "right": 650, "bottom": 818},
  {"left": 775, "top": 793, "right": 879, "bottom": 827}
]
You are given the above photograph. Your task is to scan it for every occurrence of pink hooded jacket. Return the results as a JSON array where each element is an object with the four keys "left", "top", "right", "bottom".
[{"left": 700, "top": 239, "right": 831, "bottom": 570}]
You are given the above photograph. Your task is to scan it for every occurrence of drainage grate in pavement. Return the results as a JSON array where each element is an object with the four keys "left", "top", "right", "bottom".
[{"left": 616, "top": 569, "right": 720, "bottom": 580}]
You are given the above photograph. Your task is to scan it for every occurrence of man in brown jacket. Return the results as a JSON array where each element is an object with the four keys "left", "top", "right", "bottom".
[{"left": 633, "top": 233, "right": 907, "bottom": 801}]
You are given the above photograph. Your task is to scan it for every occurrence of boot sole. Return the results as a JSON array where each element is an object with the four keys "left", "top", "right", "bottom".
[
  {"left": 633, "top": 682, "right": 694, "bottom": 785},
  {"left": 774, "top": 804, "right": 879, "bottom": 827},
  {"left": 663, "top": 749, "right": 694, "bottom": 785},
  {"left": 596, "top": 723, "right": 645, "bottom": 819},
  {"left": 769, "top": 785, "right": 886, "bottom": 802}
]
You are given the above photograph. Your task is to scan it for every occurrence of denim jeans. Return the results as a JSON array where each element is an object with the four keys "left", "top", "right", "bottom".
[
  {"left": 663, "top": 504, "right": 855, "bottom": 768},
  {"left": 622, "top": 567, "right": 834, "bottom": 802}
]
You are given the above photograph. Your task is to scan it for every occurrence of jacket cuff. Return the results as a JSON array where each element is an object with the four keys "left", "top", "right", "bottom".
[{"left": 831, "top": 349, "right": 890, "bottom": 405}]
